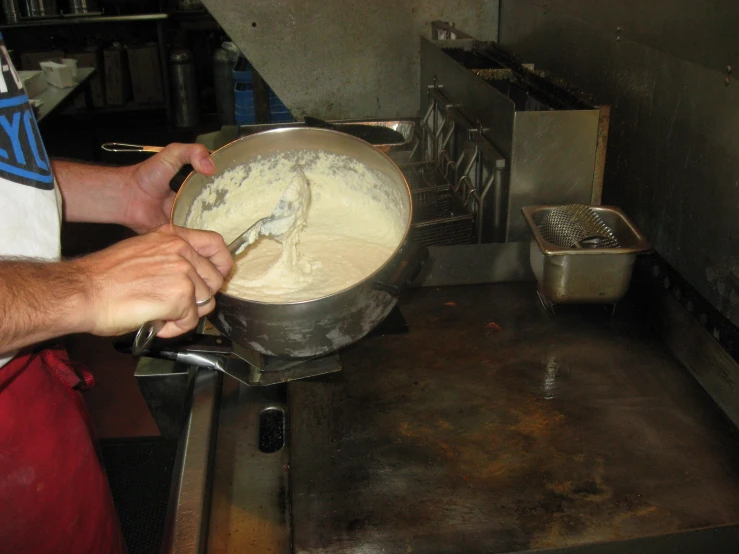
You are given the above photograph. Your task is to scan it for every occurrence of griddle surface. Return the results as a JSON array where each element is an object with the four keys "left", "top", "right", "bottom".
[{"left": 289, "top": 283, "right": 739, "bottom": 553}]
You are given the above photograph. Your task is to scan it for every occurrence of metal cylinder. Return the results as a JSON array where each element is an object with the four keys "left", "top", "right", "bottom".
[
  {"left": 21, "top": 0, "right": 55, "bottom": 17},
  {"left": 169, "top": 48, "right": 200, "bottom": 128},
  {"left": 69, "top": 0, "right": 98, "bottom": 14},
  {"left": 2, "top": 0, "right": 20, "bottom": 23},
  {"left": 213, "top": 45, "right": 237, "bottom": 126}
]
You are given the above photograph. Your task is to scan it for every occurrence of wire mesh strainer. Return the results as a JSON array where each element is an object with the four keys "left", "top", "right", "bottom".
[{"left": 538, "top": 205, "right": 621, "bottom": 249}]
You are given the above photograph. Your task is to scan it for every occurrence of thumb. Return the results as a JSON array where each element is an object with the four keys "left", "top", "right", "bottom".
[
  {"left": 133, "top": 143, "right": 216, "bottom": 195},
  {"left": 144, "top": 143, "right": 215, "bottom": 182},
  {"left": 162, "top": 142, "right": 215, "bottom": 176}
]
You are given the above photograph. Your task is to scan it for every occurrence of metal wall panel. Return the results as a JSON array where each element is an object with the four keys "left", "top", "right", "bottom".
[
  {"left": 518, "top": 0, "right": 738, "bottom": 75},
  {"left": 508, "top": 110, "right": 599, "bottom": 240},
  {"left": 199, "top": 0, "right": 499, "bottom": 120},
  {"left": 499, "top": 0, "right": 739, "bottom": 327}
]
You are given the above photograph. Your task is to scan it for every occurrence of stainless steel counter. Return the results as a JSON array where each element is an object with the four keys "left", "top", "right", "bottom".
[{"left": 168, "top": 282, "right": 739, "bottom": 553}]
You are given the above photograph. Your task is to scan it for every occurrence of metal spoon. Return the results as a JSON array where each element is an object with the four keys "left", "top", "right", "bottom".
[
  {"left": 131, "top": 170, "right": 311, "bottom": 356},
  {"left": 227, "top": 168, "right": 311, "bottom": 256}
]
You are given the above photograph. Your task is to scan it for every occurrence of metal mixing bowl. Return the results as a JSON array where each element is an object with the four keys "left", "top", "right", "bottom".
[{"left": 171, "top": 127, "right": 419, "bottom": 357}]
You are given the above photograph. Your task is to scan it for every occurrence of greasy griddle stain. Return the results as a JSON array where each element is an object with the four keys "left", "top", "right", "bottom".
[
  {"left": 383, "top": 365, "right": 679, "bottom": 548},
  {"left": 343, "top": 335, "right": 670, "bottom": 550},
  {"left": 394, "top": 397, "right": 567, "bottom": 482}
]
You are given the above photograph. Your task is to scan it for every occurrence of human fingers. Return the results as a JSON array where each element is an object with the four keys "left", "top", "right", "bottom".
[
  {"left": 166, "top": 225, "right": 233, "bottom": 279},
  {"left": 79, "top": 231, "right": 218, "bottom": 338},
  {"left": 153, "top": 256, "right": 213, "bottom": 338},
  {"left": 151, "top": 227, "right": 225, "bottom": 300}
]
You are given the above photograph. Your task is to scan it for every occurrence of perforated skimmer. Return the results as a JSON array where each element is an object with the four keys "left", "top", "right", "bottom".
[{"left": 538, "top": 204, "right": 621, "bottom": 249}]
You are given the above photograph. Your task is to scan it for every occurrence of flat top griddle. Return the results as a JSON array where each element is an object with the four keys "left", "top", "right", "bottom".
[
  {"left": 193, "top": 283, "right": 739, "bottom": 553},
  {"left": 286, "top": 284, "right": 739, "bottom": 553}
]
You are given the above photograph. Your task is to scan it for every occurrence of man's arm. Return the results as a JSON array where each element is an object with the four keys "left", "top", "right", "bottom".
[
  {"left": 50, "top": 161, "right": 130, "bottom": 226},
  {"left": 51, "top": 143, "right": 215, "bottom": 233},
  {"left": 0, "top": 260, "right": 91, "bottom": 352},
  {"left": 0, "top": 225, "right": 232, "bottom": 355}
]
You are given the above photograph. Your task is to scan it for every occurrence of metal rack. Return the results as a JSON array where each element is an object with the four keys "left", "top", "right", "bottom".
[
  {"left": 411, "top": 80, "right": 508, "bottom": 245},
  {"left": 0, "top": 13, "right": 168, "bottom": 28},
  {"left": 400, "top": 161, "right": 473, "bottom": 246},
  {"left": 419, "top": 36, "right": 605, "bottom": 242}
]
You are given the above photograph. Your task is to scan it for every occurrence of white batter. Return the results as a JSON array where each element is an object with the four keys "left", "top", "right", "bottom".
[{"left": 187, "top": 150, "right": 407, "bottom": 303}]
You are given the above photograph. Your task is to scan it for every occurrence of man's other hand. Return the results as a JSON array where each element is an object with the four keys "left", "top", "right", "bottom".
[{"left": 123, "top": 143, "right": 216, "bottom": 234}]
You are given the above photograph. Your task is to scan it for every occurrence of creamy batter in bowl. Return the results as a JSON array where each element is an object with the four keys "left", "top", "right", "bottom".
[
  {"left": 186, "top": 149, "right": 407, "bottom": 303},
  {"left": 170, "top": 127, "right": 421, "bottom": 358}
]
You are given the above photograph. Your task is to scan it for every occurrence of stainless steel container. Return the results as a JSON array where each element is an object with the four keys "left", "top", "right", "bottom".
[
  {"left": 21, "top": 0, "right": 55, "bottom": 17},
  {"left": 522, "top": 205, "right": 650, "bottom": 304},
  {"left": 169, "top": 48, "right": 199, "bottom": 128},
  {"left": 69, "top": 0, "right": 98, "bottom": 14},
  {"left": 2, "top": 0, "right": 20, "bottom": 23},
  {"left": 213, "top": 45, "right": 237, "bottom": 126},
  {"left": 172, "top": 127, "right": 423, "bottom": 358}
]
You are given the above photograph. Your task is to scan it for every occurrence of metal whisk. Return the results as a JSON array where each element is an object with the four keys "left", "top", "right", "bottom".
[{"left": 538, "top": 205, "right": 621, "bottom": 249}]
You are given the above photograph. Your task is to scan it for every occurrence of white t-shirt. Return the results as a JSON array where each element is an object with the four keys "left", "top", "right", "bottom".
[{"left": 0, "top": 34, "right": 62, "bottom": 367}]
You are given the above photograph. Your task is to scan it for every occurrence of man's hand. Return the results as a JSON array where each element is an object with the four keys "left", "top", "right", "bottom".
[
  {"left": 0, "top": 225, "right": 233, "bottom": 354},
  {"left": 52, "top": 143, "right": 216, "bottom": 233},
  {"left": 72, "top": 225, "right": 232, "bottom": 337},
  {"left": 121, "top": 143, "right": 216, "bottom": 233}
]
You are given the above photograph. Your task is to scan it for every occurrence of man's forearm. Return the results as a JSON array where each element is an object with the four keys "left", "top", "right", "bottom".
[
  {"left": 0, "top": 260, "right": 92, "bottom": 354},
  {"left": 51, "top": 160, "right": 134, "bottom": 226},
  {"left": 52, "top": 144, "right": 214, "bottom": 234}
]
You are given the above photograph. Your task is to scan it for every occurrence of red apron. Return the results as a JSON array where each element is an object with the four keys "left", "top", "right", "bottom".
[{"left": 0, "top": 346, "right": 126, "bottom": 554}]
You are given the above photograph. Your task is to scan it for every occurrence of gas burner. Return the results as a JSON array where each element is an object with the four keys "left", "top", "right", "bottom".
[
  {"left": 122, "top": 324, "right": 342, "bottom": 388},
  {"left": 130, "top": 306, "right": 409, "bottom": 438},
  {"left": 127, "top": 306, "right": 409, "bottom": 387},
  {"left": 194, "top": 319, "right": 344, "bottom": 386}
]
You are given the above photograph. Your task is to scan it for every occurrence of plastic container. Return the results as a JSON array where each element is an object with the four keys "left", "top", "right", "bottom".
[
  {"left": 267, "top": 86, "right": 293, "bottom": 123},
  {"left": 40, "top": 61, "right": 74, "bottom": 88},
  {"left": 235, "top": 110, "right": 255, "bottom": 125},
  {"left": 234, "top": 81, "right": 254, "bottom": 109},
  {"left": 232, "top": 56, "right": 253, "bottom": 85},
  {"left": 231, "top": 56, "right": 293, "bottom": 124}
]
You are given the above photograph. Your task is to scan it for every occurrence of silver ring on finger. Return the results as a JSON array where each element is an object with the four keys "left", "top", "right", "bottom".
[{"left": 195, "top": 287, "right": 213, "bottom": 308}]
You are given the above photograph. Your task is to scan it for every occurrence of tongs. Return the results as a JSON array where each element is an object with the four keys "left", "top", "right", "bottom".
[
  {"left": 102, "top": 143, "right": 166, "bottom": 154},
  {"left": 101, "top": 142, "right": 215, "bottom": 154}
]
